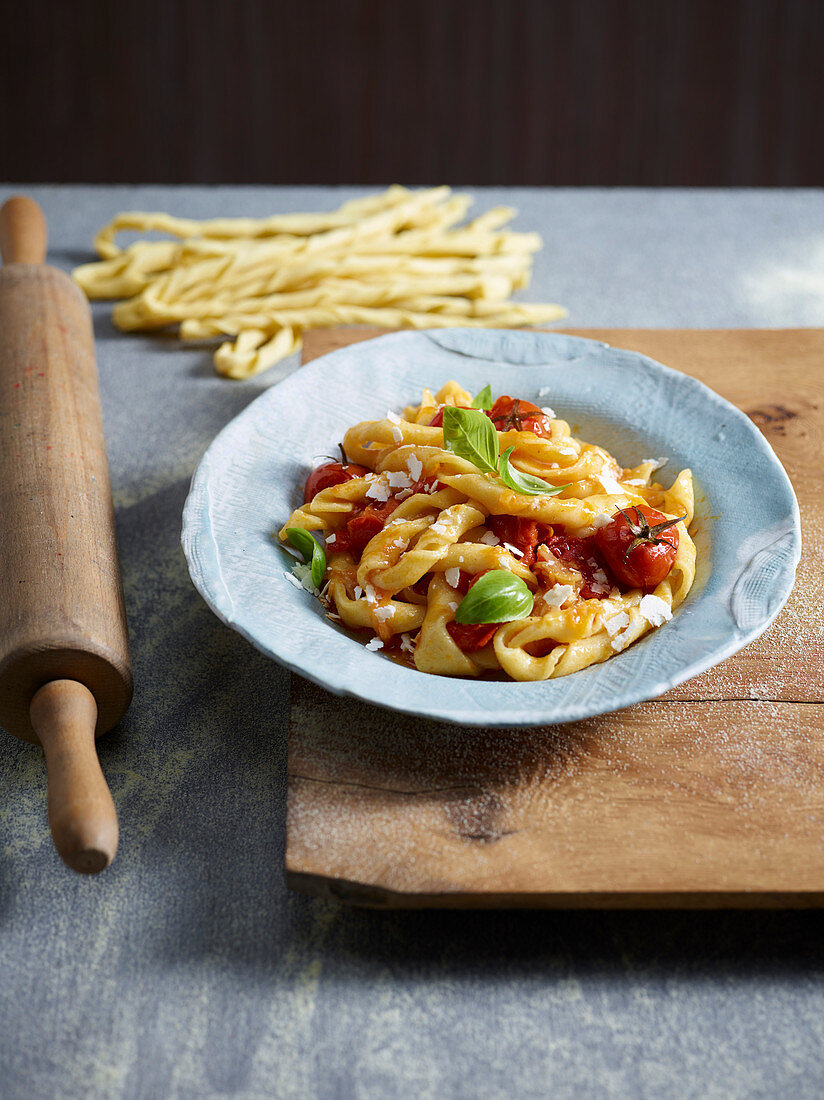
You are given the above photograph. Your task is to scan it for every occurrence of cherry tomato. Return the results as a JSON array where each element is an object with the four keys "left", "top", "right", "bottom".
[
  {"left": 594, "top": 506, "right": 682, "bottom": 592},
  {"left": 446, "top": 621, "right": 499, "bottom": 652},
  {"left": 303, "top": 461, "right": 369, "bottom": 504},
  {"left": 488, "top": 515, "right": 553, "bottom": 568},
  {"left": 487, "top": 396, "right": 552, "bottom": 438},
  {"left": 428, "top": 405, "right": 470, "bottom": 427},
  {"left": 543, "top": 532, "right": 612, "bottom": 599},
  {"left": 333, "top": 498, "right": 400, "bottom": 554}
]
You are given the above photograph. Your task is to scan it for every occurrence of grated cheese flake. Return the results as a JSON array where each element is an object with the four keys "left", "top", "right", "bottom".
[
  {"left": 479, "top": 531, "right": 500, "bottom": 546},
  {"left": 597, "top": 471, "right": 625, "bottom": 495},
  {"left": 604, "top": 611, "right": 630, "bottom": 637},
  {"left": 543, "top": 583, "right": 574, "bottom": 607},
  {"left": 365, "top": 477, "right": 390, "bottom": 501},
  {"left": 639, "top": 594, "right": 672, "bottom": 626},
  {"left": 610, "top": 625, "right": 635, "bottom": 652},
  {"left": 444, "top": 567, "right": 461, "bottom": 588},
  {"left": 387, "top": 470, "right": 412, "bottom": 488},
  {"left": 406, "top": 454, "right": 423, "bottom": 482},
  {"left": 365, "top": 637, "right": 384, "bottom": 651}
]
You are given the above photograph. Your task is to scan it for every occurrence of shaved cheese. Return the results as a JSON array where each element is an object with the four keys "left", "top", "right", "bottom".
[
  {"left": 373, "top": 604, "right": 396, "bottom": 622},
  {"left": 639, "top": 594, "right": 672, "bottom": 626},
  {"left": 400, "top": 633, "right": 415, "bottom": 653},
  {"left": 592, "top": 512, "right": 613, "bottom": 529},
  {"left": 365, "top": 584, "right": 377, "bottom": 603},
  {"left": 284, "top": 571, "right": 304, "bottom": 590},
  {"left": 448, "top": 601, "right": 458, "bottom": 612},
  {"left": 406, "top": 454, "right": 423, "bottom": 482},
  {"left": 444, "top": 567, "right": 461, "bottom": 588},
  {"left": 326, "top": 532, "right": 336, "bottom": 544},
  {"left": 643, "top": 457, "right": 669, "bottom": 471},
  {"left": 365, "top": 477, "right": 390, "bottom": 501},
  {"left": 502, "top": 541, "right": 524, "bottom": 558},
  {"left": 289, "top": 562, "right": 318, "bottom": 593},
  {"left": 390, "top": 424, "right": 403, "bottom": 443},
  {"left": 610, "top": 626, "right": 635, "bottom": 652},
  {"left": 543, "top": 583, "right": 574, "bottom": 607},
  {"left": 365, "top": 637, "right": 384, "bottom": 651},
  {"left": 604, "top": 611, "right": 630, "bottom": 637},
  {"left": 353, "top": 585, "right": 363, "bottom": 600},
  {"left": 541, "top": 406, "right": 556, "bottom": 419},
  {"left": 386, "top": 409, "right": 402, "bottom": 424},
  {"left": 597, "top": 471, "right": 625, "bottom": 495},
  {"left": 479, "top": 531, "right": 500, "bottom": 546},
  {"left": 387, "top": 470, "right": 412, "bottom": 488}
]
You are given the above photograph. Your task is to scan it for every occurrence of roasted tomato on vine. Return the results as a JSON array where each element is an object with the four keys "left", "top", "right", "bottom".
[
  {"left": 487, "top": 396, "right": 552, "bottom": 438},
  {"left": 595, "top": 506, "right": 685, "bottom": 591},
  {"left": 303, "top": 461, "right": 369, "bottom": 503}
]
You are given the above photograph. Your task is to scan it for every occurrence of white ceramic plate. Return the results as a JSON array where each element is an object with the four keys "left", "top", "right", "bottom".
[{"left": 182, "top": 329, "right": 801, "bottom": 726}]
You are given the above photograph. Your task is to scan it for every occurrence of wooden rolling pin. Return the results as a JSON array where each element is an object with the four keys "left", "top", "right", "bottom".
[{"left": 0, "top": 196, "right": 132, "bottom": 874}]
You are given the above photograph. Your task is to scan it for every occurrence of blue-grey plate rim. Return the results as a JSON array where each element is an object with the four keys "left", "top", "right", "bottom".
[{"left": 181, "top": 328, "right": 801, "bottom": 727}]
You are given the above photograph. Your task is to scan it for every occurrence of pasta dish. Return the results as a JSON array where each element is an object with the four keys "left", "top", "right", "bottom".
[{"left": 279, "top": 382, "right": 696, "bottom": 681}]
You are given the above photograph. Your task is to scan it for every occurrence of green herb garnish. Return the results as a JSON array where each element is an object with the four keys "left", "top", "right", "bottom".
[
  {"left": 285, "top": 527, "right": 326, "bottom": 588},
  {"left": 442, "top": 406, "right": 569, "bottom": 497},
  {"left": 454, "top": 570, "right": 534, "bottom": 624},
  {"left": 471, "top": 383, "right": 493, "bottom": 411},
  {"left": 498, "top": 446, "right": 564, "bottom": 497},
  {"left": 442, "top": 406, "right": 499, "bottom": 474}
]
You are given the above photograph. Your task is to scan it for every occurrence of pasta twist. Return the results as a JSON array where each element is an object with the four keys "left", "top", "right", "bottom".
[{"left": 279, "top": 382, "right": 698, "bottom": 680}]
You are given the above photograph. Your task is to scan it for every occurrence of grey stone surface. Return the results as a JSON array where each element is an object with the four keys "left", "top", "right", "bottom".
[{"left": 0, "top": 185, "right": 823, "bottom": 1099}]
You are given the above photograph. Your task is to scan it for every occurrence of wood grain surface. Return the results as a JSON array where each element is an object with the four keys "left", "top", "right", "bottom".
[{"left": 286, "top": 327, "right": 823, "bottom": 907}]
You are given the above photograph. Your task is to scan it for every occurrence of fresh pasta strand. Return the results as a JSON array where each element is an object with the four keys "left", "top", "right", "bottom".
[{"left": 72, "top": 187, "right": 566, "bottom": 379}]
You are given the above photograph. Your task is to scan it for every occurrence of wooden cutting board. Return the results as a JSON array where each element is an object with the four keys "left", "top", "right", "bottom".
[{"left": 286, "top": 327, "right": 824, "bottom": 907}]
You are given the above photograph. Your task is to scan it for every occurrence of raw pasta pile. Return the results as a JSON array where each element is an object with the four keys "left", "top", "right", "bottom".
[
  {"left": 279, "top": 383, "right": 696, "bottom": 681},
  {"left": 72, "top": 186, "right": 565, "bottom": 379}
]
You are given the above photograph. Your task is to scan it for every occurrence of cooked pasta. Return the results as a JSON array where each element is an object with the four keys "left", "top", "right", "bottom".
[{"left": 278, "top": 383, "right": 696, "bottom": 681}]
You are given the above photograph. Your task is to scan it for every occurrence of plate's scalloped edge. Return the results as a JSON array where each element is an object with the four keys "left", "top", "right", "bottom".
[
  {"left": 180, "top": 328, "right": 803, "bottom": 727},
  {"left": 181, "top": 454, "right": 237, "bottom": 627}
]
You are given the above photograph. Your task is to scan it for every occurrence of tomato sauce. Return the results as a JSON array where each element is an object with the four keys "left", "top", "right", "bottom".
[{"left": 543, "top": 532, "right": 613, "bottom": 599}]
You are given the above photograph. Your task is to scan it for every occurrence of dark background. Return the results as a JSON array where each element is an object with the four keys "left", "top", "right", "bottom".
[{"left": 1, "top": 0, "right": 821, "bottom": 186}]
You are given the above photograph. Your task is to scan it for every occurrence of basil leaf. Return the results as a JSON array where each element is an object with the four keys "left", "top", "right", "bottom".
[
  {"left": 471, "top": 384, "right": 493, "bottom": 411},
  {"left": 498, "top": 446, "right": 568, "bottom": 497},
  {"left": 285, "top": 527, "right": 326, "bottom": 588},
  {"left": 442, "top": 406, "right": 499, "bottom": 474},
  {"left": 455, "top": 570, "right": 534, "bottom": 624}
]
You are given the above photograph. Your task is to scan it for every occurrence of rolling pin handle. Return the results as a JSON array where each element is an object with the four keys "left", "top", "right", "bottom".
[
  {"left": 29, "top": 680, "right": 119, "bottom": 874},
  {"left": 0, "top": 195, "right": 48, "bottom": 265}
]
